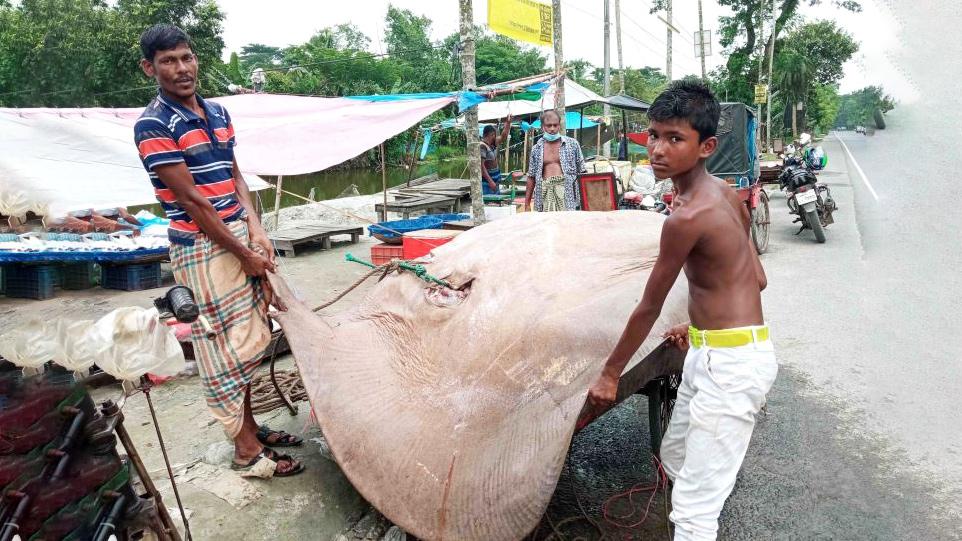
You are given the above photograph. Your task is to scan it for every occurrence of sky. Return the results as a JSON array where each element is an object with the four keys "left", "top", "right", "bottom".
[{"left": 217, "top": 0, "right": 915, "bottom": 101}]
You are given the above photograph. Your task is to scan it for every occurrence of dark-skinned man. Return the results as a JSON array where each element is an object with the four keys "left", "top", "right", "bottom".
[
  {"left": 133, "top": 24, "right": 303, "bottom": 477},
  {"left": 524, "top": 110, "right": 586, "bottom": 211}
]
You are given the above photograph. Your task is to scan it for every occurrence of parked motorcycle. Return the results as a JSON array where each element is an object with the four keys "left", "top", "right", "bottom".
[{"left": 777, "top": 162, "right": 837, "bottom": 243}]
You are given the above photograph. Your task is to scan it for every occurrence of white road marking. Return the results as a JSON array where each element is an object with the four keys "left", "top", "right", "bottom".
[{"left": 835, "top": 133, "right": 880, "bottom": 202}]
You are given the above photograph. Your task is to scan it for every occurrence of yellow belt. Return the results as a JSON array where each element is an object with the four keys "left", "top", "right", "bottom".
[{"left": 688, "top": 326, "right": 769, "bottom": 349}]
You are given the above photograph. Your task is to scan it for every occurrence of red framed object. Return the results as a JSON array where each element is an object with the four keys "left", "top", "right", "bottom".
[{"left": 578, "top": 172, "right": 618, "bottom": 211}]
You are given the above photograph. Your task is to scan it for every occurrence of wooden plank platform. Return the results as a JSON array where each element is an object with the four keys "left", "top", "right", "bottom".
[
  {"left": 441, "top": 219, "right": 476, "bottom": 231},
  {"left": 269, "top": 223, "right": 363, "bottom": 257}
]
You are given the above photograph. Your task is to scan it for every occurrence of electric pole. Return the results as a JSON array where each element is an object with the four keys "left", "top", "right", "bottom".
[
  {"left": 666, "top": 0, "right": 673, "bottom": 80},
  {"left": 552, "top": 0, "right": 565, "bottom": 131},
  {"left": 698, "top": 0, "right": 706, "bottom": 79},
  {"left": 459, "top": 0, "right": 484, "bottom": 224},
  {"left": 766, "top": 0, "right": 776, "bottom": 151},
  {"left": 603, "top": 0, "right": 611, "bottom": 157},
  {"left": 615, "top": 0, "right": 625, "bottom": 94},
  {"left": 756, "top": 0, "right": 765, "bottom": 145}
]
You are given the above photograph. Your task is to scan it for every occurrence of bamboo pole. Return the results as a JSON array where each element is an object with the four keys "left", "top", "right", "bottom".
[
  {"left": 503, "top": 127, "right": 511, "bottom": 173},
  {"left": 380, "top": 143, "right": 388, "bottom": 222},
  {"left": 407, "top": 129, "right": 422, "bottom": 187},
  {"left": 522, "top": 128, "right": 530, "bottom": 175},
  {"left": 596, "top": 123, "right": 601, "bottom": 157}
]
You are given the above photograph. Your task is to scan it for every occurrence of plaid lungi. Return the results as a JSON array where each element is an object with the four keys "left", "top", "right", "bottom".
[
  {"left": 539, "top": 175, "right": 567, "bottom": 212},
  {"left": 169, "top": 220, "right": 271, "bottom": 437}
]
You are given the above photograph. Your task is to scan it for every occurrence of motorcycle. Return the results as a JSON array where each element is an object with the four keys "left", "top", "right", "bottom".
[{"left": 777, "top": 161, "right": 837, "bottom": 243}]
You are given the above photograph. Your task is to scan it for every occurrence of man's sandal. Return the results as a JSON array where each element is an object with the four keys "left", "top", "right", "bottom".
[
  {"left": 256, "top": 425, "right": 303, "bottom": 447},
  {"left": 231, "top": 447, "right": 305, "bottom": 477}
]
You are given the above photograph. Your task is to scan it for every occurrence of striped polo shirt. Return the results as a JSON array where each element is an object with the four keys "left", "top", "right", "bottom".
[{"left": 134, "top": 92, "right": 245, "bottom": 245}]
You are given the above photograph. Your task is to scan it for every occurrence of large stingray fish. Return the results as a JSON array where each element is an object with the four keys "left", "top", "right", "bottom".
[{"left": 269, "top": 210, "right": 688, "bottom": 541}]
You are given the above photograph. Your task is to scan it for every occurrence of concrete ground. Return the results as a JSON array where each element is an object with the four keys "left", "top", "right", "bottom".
[{"left": 0, "top": 235, "right": 387, "bottom": 540}]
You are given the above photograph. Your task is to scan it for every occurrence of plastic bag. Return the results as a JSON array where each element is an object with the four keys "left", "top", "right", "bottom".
[
  {"left": 0, "top": 318, "right": 58, "bottom": 368},
  {"left": 629, "top": 165, "right": 657, "bottom": 193},
  {"left": 53, "top": 319, "right": 105, "bottom": 373},
  {"left": 91, "top": 307, "right": 185, "bottom": 381},
  {"left": 0, "top": 189, "right": 31, "bottom": 220}
]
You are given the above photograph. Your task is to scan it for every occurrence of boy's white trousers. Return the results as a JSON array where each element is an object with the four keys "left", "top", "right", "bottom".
[{"left": 660, "top": 336, "right": 778, "bottom": 541}]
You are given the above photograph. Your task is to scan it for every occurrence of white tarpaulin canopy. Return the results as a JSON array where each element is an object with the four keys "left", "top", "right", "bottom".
[
  {"left": 0, "top": 105, "right": 269, "bottom": 218},
  {"left": 475, "top": 77, "right": 607, "bottom": 122},
  {"left": 0, "top": 93, "right": 454, "bottom": 218}
]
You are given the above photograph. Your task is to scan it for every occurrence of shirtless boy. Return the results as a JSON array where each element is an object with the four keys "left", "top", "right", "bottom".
[{"left": 586, "top": 80, "right": 776, "bottom": 540}]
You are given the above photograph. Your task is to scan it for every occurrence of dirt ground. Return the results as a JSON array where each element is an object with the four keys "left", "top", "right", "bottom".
[{"left": 0, "top": 233, "right": 396, "bottom": 540}]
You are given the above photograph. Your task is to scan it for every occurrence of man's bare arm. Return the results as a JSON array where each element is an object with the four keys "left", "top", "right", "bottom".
[
  {"left": 525, "top": 175, "right": 536, "bottom": 209},
  {"left": 599, "top": 212, "right": 700, "bottom": 380},
  {"left": 154, "top": 162, "right": 272, "bottom": 276},
  {"left": 495, "top": 115, "right": 512, "bottom": 145},
  {"left": 232, "top": 159, "right": 261, "bottom": 229}
]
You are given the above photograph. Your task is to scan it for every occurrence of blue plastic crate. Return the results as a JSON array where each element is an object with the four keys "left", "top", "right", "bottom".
[
  {"left": 62, "top": 262, "right": 98, "bottom": 290},
  {"left": 368, "top": 217, "right": 443, "bottom": 241},
  {"left": 2, "top": 264, "right": 58, "bottom": 300},
  {"left": 101, "top": 262, "right": 161, "bottom": 291}
]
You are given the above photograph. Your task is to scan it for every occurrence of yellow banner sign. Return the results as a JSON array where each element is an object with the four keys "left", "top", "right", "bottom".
[
  {"left": 754, "top": 84, "right": 768, "bottom": 104},
  {"left": 488, "top": 0, "right": 553, "bottom": 47}
]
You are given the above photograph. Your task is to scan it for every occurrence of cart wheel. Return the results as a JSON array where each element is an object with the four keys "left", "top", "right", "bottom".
[
  {"left": 646, "top": 374, "right": 680, "bottom": 456},
  {"left": 750, "top": 190, "right": 771, "bottom": 254}
]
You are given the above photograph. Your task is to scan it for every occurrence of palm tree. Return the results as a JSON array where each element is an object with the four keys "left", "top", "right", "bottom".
[{"left": 775, "top": 50, "right": 812, "bottom": 138}]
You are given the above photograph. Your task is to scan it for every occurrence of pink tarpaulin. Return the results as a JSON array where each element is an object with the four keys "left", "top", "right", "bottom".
[{"left": 208, "top": 94, "right": 455, "bottom": 175}]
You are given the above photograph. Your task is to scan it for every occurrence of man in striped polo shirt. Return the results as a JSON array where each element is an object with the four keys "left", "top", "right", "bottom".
[{"left": 134, "top": 24, "right": 303, "bottom": 477}]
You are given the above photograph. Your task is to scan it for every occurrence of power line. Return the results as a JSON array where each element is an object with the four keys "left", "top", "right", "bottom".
[
  {"left": 0, "top": 84, "right": 156, "bottom": 99},
  {"left": 253, "top": 43, "right": 450, "bottom": 74},
  {"left": 560, "top": 1, "right": 699, "bottom": 74}
]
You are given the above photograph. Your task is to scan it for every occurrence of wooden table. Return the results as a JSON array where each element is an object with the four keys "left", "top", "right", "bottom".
[
  {"left": 375, "top": 195, "right": 460, "bottom": 220},
  {"left": 269, "top": 224, "right": 363, "bottom": 257}
]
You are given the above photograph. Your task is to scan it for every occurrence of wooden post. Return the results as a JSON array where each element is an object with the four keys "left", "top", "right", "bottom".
[
  {"left": 521, "top": 128, "right": 530, "bottom": 174},
  {"left": 503, "top": 126, "right": 511, "bottom": 173},
  {"left": 380, "top": 143, "right": 388, "bottom": 222},
  {"left": 460, "top": 0, "right": 485, "bottom": 224},
  {"left": 272, "top": 175, "right": 283, "bottom": 230},
  {"left": 596, "top": 123, "right": 602, "bottom": 157},
  {"left": 407, "top": 128, "right": 422, "bottom": 187}
]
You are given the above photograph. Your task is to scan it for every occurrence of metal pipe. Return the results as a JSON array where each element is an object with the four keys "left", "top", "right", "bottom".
[
  {"left": 141, "top": 380, "right": 192, "bottom": 541},
  {"left": 103, "top": 399, "right": 185, "bottom": 541}
]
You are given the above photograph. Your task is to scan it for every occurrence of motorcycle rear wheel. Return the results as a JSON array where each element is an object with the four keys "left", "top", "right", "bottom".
[{"left": 806, "top": 208, "right": 826, "bottom": 243}]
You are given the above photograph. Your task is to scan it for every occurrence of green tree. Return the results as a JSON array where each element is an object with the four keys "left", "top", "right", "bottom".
[
  {"left": 836, "top": 86, "right": 895, "bottom": 127},
  {"left": 780, "top": 20, "right": 857, "bottom": 87},
  {"left": 806, "top": 84, "right": 841, "bottom": 134},
  {"left": 473, "top": 34, "right": 547, "bottom": 86},
  {"left": 383, "top": 5, "right": 451, "bottom": 92},
  {"left": 0, "top": 0, "right": 225, "bottom": 107},
  {"left": 773, "top": 20, "right": 857, "bottom": 135},
  {"left": 774, "top": 49, "right": 811, "bottom": 136},
  {"left": 238, "top": 43, "right": 282, "bottom": 70}
]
